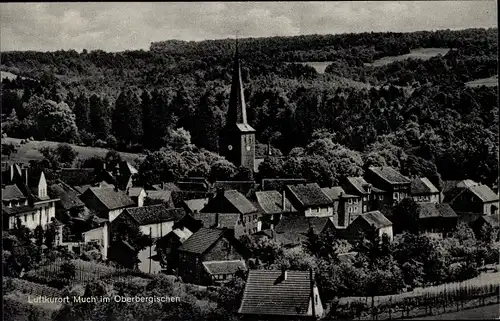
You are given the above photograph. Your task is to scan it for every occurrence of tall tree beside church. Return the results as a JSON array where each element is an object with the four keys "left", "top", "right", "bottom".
[
  {"left": 112, "top": 89, "right": 143, "bottom": 147},
  {"left": 140, "top": 90, "right": 154, "bottom": 148},
  {"left": 192, "top": 89, "right": 225, "bottom": 152},
  {"left": 74, "top": 93, "right": 91, "bottom": 132}
]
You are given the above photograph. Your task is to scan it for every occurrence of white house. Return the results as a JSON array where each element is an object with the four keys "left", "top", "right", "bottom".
[
  {"left": 285, "top": 183, "right": 334, "bottom": 217},
  {"left": 82, "top": 222, "right": 109, "bottom": 260},
  {"left": 79, "top": 187, "right": 135, "bottom": 222}
]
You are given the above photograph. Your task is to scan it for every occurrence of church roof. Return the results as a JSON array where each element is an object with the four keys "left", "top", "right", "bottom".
[{"left": 226, "top": 42, "right": 251, "bottom": 127}]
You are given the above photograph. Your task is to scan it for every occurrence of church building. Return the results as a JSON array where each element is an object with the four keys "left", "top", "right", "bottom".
[{"left": 219, "top": 43, "right": 256, "bottom": 172}]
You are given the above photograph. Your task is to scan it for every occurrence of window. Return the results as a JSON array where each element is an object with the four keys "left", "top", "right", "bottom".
[
  {"left": 354, "top": 206, "right": 357, "bottom": 212},
  {"left": 24, "top": 214, "right": 27, "bottom": 222},
  {"left": 379, "top": 195, "right": 383, "bottom": 200},
  {"left": 31, "top": 214, "right": 34, "bottom": 221},
  {"left": 348, "top": 199, "right": 353, "bottom": 204},
  {"left": 393, "top": 192, "right": 399, "bottom": 200},
  {"left": 348, "top": 207, "right": 352, "bottom": 213}
]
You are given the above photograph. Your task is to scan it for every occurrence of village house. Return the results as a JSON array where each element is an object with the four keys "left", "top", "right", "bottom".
[
  {"left": 445, "top": 184, "right": 499, "bottom": 215},
  {"left": 253, "top": 190, "right": 297, "bottom": 229},
  {"left": 177, "top": 227, "right": 247, "bottom": 285},
  {"left": 274, "top": 216, "right": 335, "bottom": 248},
  {"left": 48, "top": 180, "right": 88, "bottom": 222},
  {"left": 342, "top": 176, "right": 387, "bottom": 212},
  {"left": 2, "top": 164, "right": 58, "bottom": 230},
  {"left": 155, "top": 227, "right": 193, "bottom": 273},
  {"left": 127, "top": 187, "right": 146, "bottom": 207},
  {"left": 285, "top": 183, "right": 334, "bottom": 217},
  {"left": 417, "top": 203, "right": 458, "bottom": 237},
  {"left": 347, "top": 210, "right": 394, "bottom": 242},
  {"left": 202, "top": 260, "right": 248, "bottom": 286},
  {"left": 79, "top": 187, "right": 135, "bottom": 222},
  {"left": 112, "top": 205, "right": 186, "bottom": 239},
  {"left": 182, "top": 198, "right": 210, "bottom": 214},
  {"left": 193, "top": 212, "right": 249, "bottom": 238},
  {"left": 365, "top": 166, "right": 411, "bottom": 206},
  {"left": 321, "top": 186, "right": 362, "bottom": 228},
  {"left": 81, "top": 220, "right": 109, "bottom": 260},
  {"left": 411, "top": 177, "right": 440, "bottom": 203},
  {"left": 238, "top": 269, "right": 324, "bottom": 320},
  {"left": 471, "top": 215, "right": 499, "bottom": 241},
  {"left": 201, "top": 189, "right": 261, "bottom": 234}
]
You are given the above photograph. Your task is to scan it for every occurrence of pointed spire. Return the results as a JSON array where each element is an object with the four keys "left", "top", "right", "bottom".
[{"left": 226, "top": 38, "right": 248, "bottom": 126}]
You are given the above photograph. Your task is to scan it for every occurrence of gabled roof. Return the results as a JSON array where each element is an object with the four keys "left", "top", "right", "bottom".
[
  {"left": 442, "top": 180, "right": 478, "bottom": 193},
  {"left": 48, "top": 181, "right": 85, "bottom": 210},
  {"left": 411, "top": 177, "right": 439, "bottom": 195},
  {"left": 275, "top": 216, "right": 332, "bottom": 236},
  {"left": 239, "top": 270, "right": 314, "bottom": 316},
  {"left": 176, "top": 181, "right": 209, "bottom": 192},
  {"left": 81, "top": 187, "right": 134, "bottom": 210},
  {"left": 321, "top": 186, "right": 358, "bottom": 200},
  {"left": 417, "top": 203, "right": 458, "bottom": 219},
  {"left": 368, "top": 166, "right": 411, "bottom": 184},
  {"left": 468, "top": 185, "right": 499, "bottom": 203},
  {"left": 216, "top": 213, "right": 240, "bottom": 228},
  {"left": 203, "top": 260, "right": 247, "bottom": 275},
  {"left": 346, "top": 177, "right": 372, "bottom": 194},
  {"left": 261, "top": 178, "right": 307, "bottom": 191},
  {"left": 255, "top": 190, "right": 296, "bottom": 214},
  {"left": 356, "top": 211, "right": 392, "bottom": 228},
  {"left": 2, "top": 184, "right": 25, "bottom": 201},
  {"left": 286, "top": 183, "right": 333, "bottom": 208},
  {"left": 59, "top": 168, "right": 99, "bottom": 187},
  {"left": 151, "top": 183, "right": 180, "bottom": 192},
  {"left": 183, "top": 198, "right": 209, "bottom": 213},
  {"left": 171, "top": 191, "right": 216, "bottom": 208},
  {"left": 178, "top": 227, "right": 227, "bottom": 254},
  {"left": 206, "top": 190, "right": 257, "bottom": 214},
  {"left": 124, "top": 205, "right": 186, "bottom": 226}
]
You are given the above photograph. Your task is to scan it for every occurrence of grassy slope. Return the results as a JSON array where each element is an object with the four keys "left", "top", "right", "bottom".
[
  {"left": 2, "top": 137, "right": 144, "bottom": 166},
  {"left": 410, "top": 303, "right": 500, "bottom": 320},
  {"left": 466, "top": 75, "right": 498, "bottom": 88}
]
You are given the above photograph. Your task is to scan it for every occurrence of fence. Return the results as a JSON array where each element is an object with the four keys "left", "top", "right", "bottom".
[
  {"left": 330, "top": 283, "right": 500, "bottom": 320},
  {"left": 23, "top": 258, "right": 152, "bottom": 288}
]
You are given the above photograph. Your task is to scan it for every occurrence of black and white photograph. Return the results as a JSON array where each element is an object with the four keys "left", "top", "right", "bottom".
[{"left": 1, "top": 1, "right": 499, "bottom": 320}]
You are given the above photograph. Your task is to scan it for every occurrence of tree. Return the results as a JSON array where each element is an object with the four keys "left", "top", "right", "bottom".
[
  {"left": 44, "top": 223, "right": 58, "bottom": 249},
  {"left": 34, "top": 225, "right": 44, "bottom": 246},
  {"left": 35, "top": 100, "right": 80, "bottom": 143},
  {"left": 39, "top": 143, "right": 78, "bottom": 169},
  {"left": 305, "top": 228, "right": 338, "bottom": 261},
  {"left": 104, "top": 150, "right": 122, "bottom": 170},
  {"left": 74, "top": 93, "right": 91, "bottom": 132},
  {"left": 110, "top": 220, "right": 151, "bottom": 252},
  {"left": 209, "top": 159, "right": 237, "bottom": 182},
  {"left": 257, "top": 157, "right": 284, "bottom": 179},
  {"left": 392, "top": 198, "right": 420, "bottom": 234},
  {"left": 112, "top": 89, "right": 143, "bottom": 147},
  {"left": 216, "top": 275, "right": 246, "bottom": 313},
  {"left": 89, "top": 94, "right": 111, "bottom": 140},
  {"left": 60, "top": 261, "right": 76, "bottom": 280},
  {"left": 234, "top": 165, "right": 254, "bottom": 181},
  {"left": 79, "top": 156, "right": 105, "bottom": 170},
  {"left": 165, "top": 127, "right": 194, "bottom": 152}
]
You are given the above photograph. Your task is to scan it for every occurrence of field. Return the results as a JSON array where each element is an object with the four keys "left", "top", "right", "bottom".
[
  {"left": 339, "top": 271, "right": 500, "bottom": 305},
  {"left": 291, "top": 61, "right": 334, "bottom": 74},
  {"left": 466, "top": 75, "right": 498, "bottom": 88},
  {"left": 365, "top": 48, "right": 451, "bottom": 67},
  {"left": 2, "top": 137, "right": 144, "bottom": 166},
  {"left": 1, "top": 70, "right": 23, "bottom": 81},
  {"left": 411, "top": 303, "right": 500, "bottom": 320}
]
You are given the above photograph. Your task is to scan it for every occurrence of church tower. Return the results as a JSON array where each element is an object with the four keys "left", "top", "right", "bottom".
[{"left": 219, "top": 41, "right": 256, "bottom": 171}]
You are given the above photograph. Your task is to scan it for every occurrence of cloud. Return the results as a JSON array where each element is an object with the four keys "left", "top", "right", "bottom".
[{"left": 0, "top": 1, "right": 496, "bottom": 52}]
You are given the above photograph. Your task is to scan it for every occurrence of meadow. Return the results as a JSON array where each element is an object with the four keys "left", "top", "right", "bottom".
[
  {"left": 465, "top": 75, "right": 498, "bottom": 88},
  {"left": 364, "top": 48, "right": 451, "bottom": 67},
  {"left": 2, "top": 137, "right": 144, "bottom": 166}
]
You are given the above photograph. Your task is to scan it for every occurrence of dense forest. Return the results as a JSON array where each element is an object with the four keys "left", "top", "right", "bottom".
[{"left": 1, "top": 28, "right": 498, "bottom": 185}]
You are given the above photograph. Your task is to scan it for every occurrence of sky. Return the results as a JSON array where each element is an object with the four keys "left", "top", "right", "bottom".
[{"left": 0, "top": 1, "right": 497, "bottom": 52}]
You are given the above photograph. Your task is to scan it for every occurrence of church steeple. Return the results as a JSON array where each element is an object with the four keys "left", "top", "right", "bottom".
[{"left": 226, "top": 40, "right": 248, "bottom": 126}]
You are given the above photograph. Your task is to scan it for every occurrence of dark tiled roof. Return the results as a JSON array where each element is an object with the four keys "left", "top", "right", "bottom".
[
  {"left": 193, "top": 212, "right": 218, "bottom": 228},
  {"left": 176, "top": 181, "right": 209, "bottom": 192},
  {"left": 82, "top": 187, "right": 134, "bottom": 210},
  {"left": 346, "top": 177, "right": 371, "bottom": 194},
  {"left": 443, "top": 186, "right": 466, "bottom": 203},
  {"left": 417, "top": 203, "right": 458, "bottom": 219},
  {"left": 49, "top": 181, "right": 85, "bottom": 210},
  {"left": 286, "top": 183, "right": 333, "bottom": 207},
  {"left": 202, "top": 260, "right": 247, "bottom": 275},
  {"left": 183, "top": 198, "right": 209, "bottom": 213},
  {"left": 216, "top": 213, "right": 240, "bottom": 229},
  {"left": 411, "top": 177, "right": 439, "bottom": 195},
  {"left": 357, "top": 211, "right": 392, "bottom": 228},
  {"left": 321, "top": 187, "right": 358, "bottom": 200},
  {"left": 457, "top": 212, "right": 484, "bottom": 225},
  {"left": 275, "top": 216, "right": 331, "bottom": 236},
  {"left": 223, "top": 190, "right": 258, "bottom": 214},
  {"left": 255, "top": 190, "right": 296, "bottom": 214},
  {"left": 178, "top": 227, "right": 227, "bottom": 254},
  {"left": 74, "top": 185, "right": 92, "bottom": 194},
  {"left": 2, "top": 184, "right": 25, "bottom": 200},
  {"left": 171, "top": 191, "right": 215, "bottom": 208},
  {"left": 468, "top": 185, "right": 499, "bottom": 203},
  {"left": 239, "top": 270, "right": 314, "bottom": 316},
  {"left": 368, "top": 166, "right": 411, "bottom": 184},
  {"left": 59, "top": 168, "right": 99, "bottom": 187},
  {"left": 261, "top": 178, "right": 306, "bottom": 191},
  {"left": 124, "top": 205, "right": 186, "bottom": 226},
  {"left": 213, "top": 180, "right": 257, "bottom": 195},
  {"left": 441, "top": 180, "right": 460, "bottom": 193},
  {"left": 152, "top": 183, "right": 180, "bottom": 191}
]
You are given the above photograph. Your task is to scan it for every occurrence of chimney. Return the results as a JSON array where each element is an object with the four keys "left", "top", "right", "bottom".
[
  {"left": 22, "top": 167, "right": 28, "bottom": 186},
  {"left": 161, "top": 182, "right": 165, "bottom": 190},
  {"left": 363, "top": 183, "right": 372, "bottom": 194},
  {"left": 281, "top": 266, "right": 288, "bottom": 281},
  {"left": 267, "top": 143, "right": 272, "bottom": 156}
]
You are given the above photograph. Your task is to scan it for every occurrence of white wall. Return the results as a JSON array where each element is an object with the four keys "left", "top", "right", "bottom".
[
  {"left": 307, "top": 285, "right": 324, "bottom": 318},
  {"left": 82, "top": 223, "right": 108, "bottom": 260},
  {"left": 140, "top": 221, "right": 174, "bottom": 239},
  {"left": 109, "top": 209, "right": 124, "bottom": 222},
  {"left": 8, "top": 201, "right": 56, "bottom": 230},
  {"left": 305, "top": 206, "right": 334, "bottom": 217},
  {"left": 379, "top": 226, "right": 393, "bottom": 241}
]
